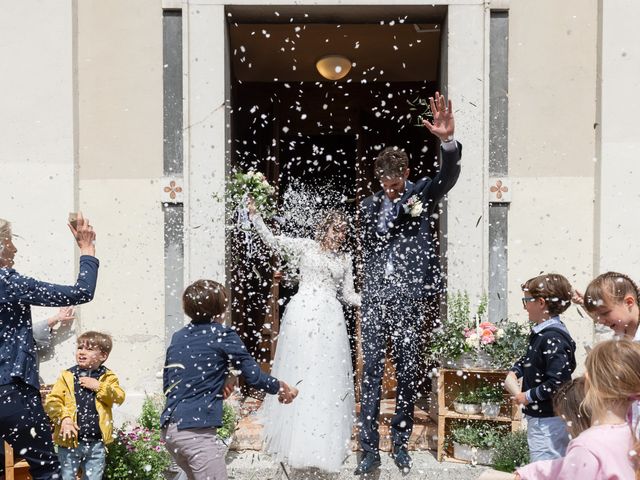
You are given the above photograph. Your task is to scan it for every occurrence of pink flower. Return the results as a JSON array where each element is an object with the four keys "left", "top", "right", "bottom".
[
  {"left": 479, "top": 321, "right": 497, "bottom": 333},
  {"left": 480, "top": 329, "right": 496, "bottom": 344}
]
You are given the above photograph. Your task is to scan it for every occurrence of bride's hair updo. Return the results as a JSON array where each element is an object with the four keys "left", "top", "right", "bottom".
[{"left": 315, "top": 210, "right": 348, "bottom": 246}]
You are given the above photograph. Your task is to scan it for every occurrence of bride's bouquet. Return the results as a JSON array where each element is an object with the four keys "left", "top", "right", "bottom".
[{"left": 226, "top": 170, "right": 277, "bottom": 220}]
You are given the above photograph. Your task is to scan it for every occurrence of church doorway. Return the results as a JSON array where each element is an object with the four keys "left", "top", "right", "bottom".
[{"left": 226, "top": 5, "right": 447, "bottom": 400}]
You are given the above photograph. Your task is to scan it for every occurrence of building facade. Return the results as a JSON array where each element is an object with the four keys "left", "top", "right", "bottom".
[{"left": 3, "top": 0, "right": 638, "bottom": 420}]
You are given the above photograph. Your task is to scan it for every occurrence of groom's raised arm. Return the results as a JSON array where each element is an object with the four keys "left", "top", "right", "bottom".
[{"left": 415, "top": 141, "right": 462, "bottom": 207}]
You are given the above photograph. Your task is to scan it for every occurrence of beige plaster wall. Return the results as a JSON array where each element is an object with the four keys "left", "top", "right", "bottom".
[
  {"left": 509, "top": 0, "right": 598, "bottom": 178},
  {"left": 77, "top": 0, "right": 163, "bottom": 180},
  {"left": 0, "top": 1, "right": 80, "bottom": 381},
  {"left": 507, "top": 0, "right": 599, "bottom": 365},
  {"left": 597, "top": 0, "right": 640, "bottom": 277},
  {"left": 76, "top": 0, "right": 165, "bottom": 420}
]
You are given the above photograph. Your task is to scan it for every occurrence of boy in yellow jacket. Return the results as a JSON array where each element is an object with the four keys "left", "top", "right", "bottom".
[{"left": 45, "top": 331, "right": 125, "bottom": 480}]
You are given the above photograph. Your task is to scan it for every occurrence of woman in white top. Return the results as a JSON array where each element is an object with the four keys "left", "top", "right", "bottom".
[{"left": 248, "top": 198, "right": 360, "bottom": 473}]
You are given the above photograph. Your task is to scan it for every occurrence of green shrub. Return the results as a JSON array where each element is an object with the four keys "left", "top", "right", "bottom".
[
  {"left": 218, "top": 401, "right": 238, "bottom": 440},
  {"left": 492, "top": 430, "right": 530, "bottom": 472},
  {"left": 139, "top": 394, "right": 163, "bottom": 431},
  {"left": 104, "top": 425, "right": 171, "bottom": 480}
]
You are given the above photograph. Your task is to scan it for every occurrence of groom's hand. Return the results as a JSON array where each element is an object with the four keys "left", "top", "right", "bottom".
[{"left": 422, "top": 91, "right": 455, "bottom": 142}]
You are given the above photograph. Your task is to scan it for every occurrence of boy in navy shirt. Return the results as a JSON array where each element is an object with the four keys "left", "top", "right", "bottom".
[{"left": 508, "top": 273, "right": 576, "bottom": 462}]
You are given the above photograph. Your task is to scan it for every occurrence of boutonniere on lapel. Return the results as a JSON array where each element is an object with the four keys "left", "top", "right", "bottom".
[{"left": 402, "top": 195, "right": 423, "bottom": 217}]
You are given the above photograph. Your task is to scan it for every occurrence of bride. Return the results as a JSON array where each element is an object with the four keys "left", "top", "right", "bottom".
[{"left": 248, "top": 198, "right": 361, "bottom": 472}]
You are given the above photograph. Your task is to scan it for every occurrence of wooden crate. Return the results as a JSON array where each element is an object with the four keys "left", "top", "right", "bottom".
[
  {"left": 3, "top": 442, "right": 32, "bottom": 480},
  {"left": 436, "top": 367, "right": 522, "bottom": 463}
]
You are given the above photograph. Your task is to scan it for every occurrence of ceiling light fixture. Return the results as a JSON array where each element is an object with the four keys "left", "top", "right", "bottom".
[{"left": 315, "top": 54, "right": 352, "bottom": 80}]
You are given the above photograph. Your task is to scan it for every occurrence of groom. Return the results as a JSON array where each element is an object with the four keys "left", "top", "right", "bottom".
[{"left": 355, "top": 92, "right": 462, "bottom": 474}]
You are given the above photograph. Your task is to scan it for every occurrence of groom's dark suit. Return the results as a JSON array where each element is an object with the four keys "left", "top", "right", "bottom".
[{"left": 358, "top": 141, "right": 462, "bottom": 453}]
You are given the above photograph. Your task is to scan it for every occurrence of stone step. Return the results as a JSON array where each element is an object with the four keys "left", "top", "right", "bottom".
[
  {"left": 231, "top": 399, "right": 438, "bottom": 453},
  {"left": 226, "top": 451, "right": 487, "bottom": 480}
]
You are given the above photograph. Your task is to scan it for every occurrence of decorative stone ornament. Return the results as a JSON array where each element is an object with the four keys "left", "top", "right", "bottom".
[
  {"left": 162, "top": 178, "right": 183, "bottom": 204},
  {"left": 489, "top": 177, "right": 511, "bottom": 203}
]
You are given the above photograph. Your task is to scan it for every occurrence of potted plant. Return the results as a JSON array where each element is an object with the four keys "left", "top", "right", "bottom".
[
  {"left": 430, "top": 292, "right": 489, "bottom": 368},
  {"left": 476, "top": 384, "right": 505, "bottom": 418},
  {"left": 430, "top": 291, "right": 530, "bottom": 370},
  {"left": 449, "top": 421, "right": 508, "bottom": 465},
  {"left": 453, "top": 389, "right": 482, "bottom": 415}
]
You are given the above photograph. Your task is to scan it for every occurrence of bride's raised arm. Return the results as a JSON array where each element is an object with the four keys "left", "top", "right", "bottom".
[
  {"left": 249, "top": 208, "right": 311, "bottom": 268},
  {"left": 341, "top": 254, "right": 362, "bottom": 307},
  {"left": 251, "top": 214, "right": 300, "bottom": 253}
]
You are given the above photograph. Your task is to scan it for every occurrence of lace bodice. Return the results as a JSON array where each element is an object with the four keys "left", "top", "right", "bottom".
[{"left": 252, "top": 215, "right": 361, "bottom": 307}]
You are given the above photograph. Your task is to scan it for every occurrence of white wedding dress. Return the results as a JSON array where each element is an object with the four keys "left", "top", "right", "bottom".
[{"left": 252, "top": 215, "right": 360, "bottom": 472}]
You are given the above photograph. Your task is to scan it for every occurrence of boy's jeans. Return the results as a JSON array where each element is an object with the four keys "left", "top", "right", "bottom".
[
  {"left": 58, "top": 440, "right": 105, "bottom": 480},
  {"left": 525, "top": 415, "right": 569, "bottom": 462}
]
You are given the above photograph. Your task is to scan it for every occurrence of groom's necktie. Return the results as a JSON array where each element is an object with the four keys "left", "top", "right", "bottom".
[{"left": 377, "top": 198, "right": 398, "bottom": 235}]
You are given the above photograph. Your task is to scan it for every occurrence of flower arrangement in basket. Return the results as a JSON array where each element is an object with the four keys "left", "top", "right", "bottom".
[
  {"left": 429, "top": 291, "right": 487, "bottom": 367},
  {"left": 429, "top": 291, "right": 529, "bottom": 369}
]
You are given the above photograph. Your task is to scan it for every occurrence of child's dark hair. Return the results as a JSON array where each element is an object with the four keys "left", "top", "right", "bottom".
[
  {"left": 78, "top": 331, "right": 113, "bottom": 355},
  {"left": 521, "top": 273, "right": 573, "bottom": 316},
  {"left": 553, "top": 377, "right": 589, "bottom": 439},
  {"left": 182, "top": 279, "right": 229, "bottom": 324},
  {"left": 583, "top": 271, "right": 640, "bottom": 313}
]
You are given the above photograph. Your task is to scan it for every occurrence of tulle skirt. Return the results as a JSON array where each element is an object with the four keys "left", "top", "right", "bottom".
[{"left": 259, "top": 286, "right": 355, "bottom": 472}]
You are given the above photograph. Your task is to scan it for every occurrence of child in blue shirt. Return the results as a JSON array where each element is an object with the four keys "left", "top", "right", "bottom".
[{"left": 507, "top": 273, "right": 576, "bottom": 462}]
